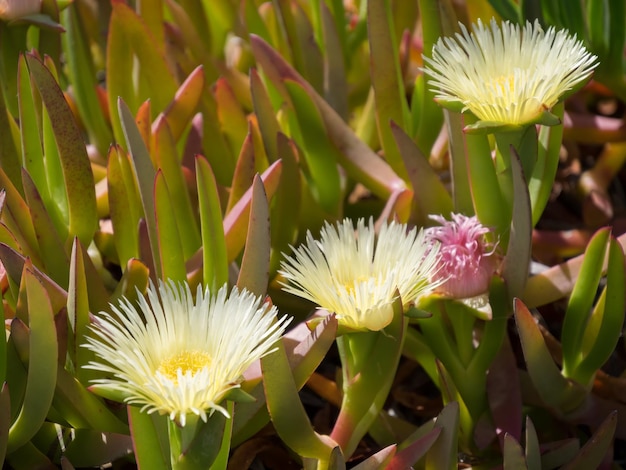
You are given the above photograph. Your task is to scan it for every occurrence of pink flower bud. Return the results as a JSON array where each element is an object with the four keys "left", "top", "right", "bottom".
[{"left": 425, "top": 213, "right": 499, "bottom": 299}]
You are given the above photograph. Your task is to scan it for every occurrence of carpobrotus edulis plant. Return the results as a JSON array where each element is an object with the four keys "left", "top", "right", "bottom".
[{"left": 84, "top": 281, "right": 291, "bottom": 425}]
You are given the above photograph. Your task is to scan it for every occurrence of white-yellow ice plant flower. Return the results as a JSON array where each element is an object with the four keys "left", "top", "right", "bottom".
[
  {"left": 279, "top": 218, "right": 441, "bottom": 331},
  {"left": 84, "top": 281, "right": 291, "bottom": 426},
  {"left": 423, "top": 18, "right": 598, "bottom": 129}
]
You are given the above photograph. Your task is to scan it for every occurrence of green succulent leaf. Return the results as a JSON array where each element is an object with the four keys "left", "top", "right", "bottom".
[
  {"left": 284, "top": 79, "right": 342, "bottom": 215},
  {"left": 250, "top": 35, "right": 406, "bottom": 199},
  {"left": 194, "top": 156, "right": 228, "bottom": 291},
  {"left": 503, "top": 434, "right": 527, "bottom": 470},
  {"left": 237, "top": 175, "right": 271, "bottom": 296},
  {"left": 561, "top": 411, "right": 617, "bottom": 470},
  {"left": 25, "top": 53, "right": 97, "bottom": 248},
  {"left": 152, "top": 117, "right": 201, "bottom": 259},
  {"left": 7, "top": 268, "right": 58, "bottom": 453},
  {"left": 513, "top": 298, "right": 585, "bottom": 412},
  {"left": 262, "top": 340, "right": 334, "bottom": 462},
  {"left": 128, "top": 406, "right": 169, "bottom": 470},
  {"left": 425, "top": 402, "right": 459, "bottom": 470},
  {"left": 106, "top": 1, "right": 177, "bottom": 146},
  {"left": 154, "top": 170, "right": 187, "bottom": 283},
  {"left": 367, "top": 0, "right": 410, "bottom": 181},
  {"left": 561, "top": 227, "right": 610, "bottom": 378}
]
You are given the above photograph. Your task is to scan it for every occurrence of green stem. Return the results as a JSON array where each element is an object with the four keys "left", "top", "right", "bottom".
[
  {"left": 493, "top": 125, "right": 537, "bottom": 247},
  {"left": 445, "top": 300, "right": 476, "bottom": 367},
  {"left": 330, "top": 298, "right": 405, "bottom": 458}
]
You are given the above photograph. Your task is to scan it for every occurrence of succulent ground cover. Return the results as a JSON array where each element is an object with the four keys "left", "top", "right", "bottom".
[{"left": 0, "top": 0, "right": 626, "bottom": 468}]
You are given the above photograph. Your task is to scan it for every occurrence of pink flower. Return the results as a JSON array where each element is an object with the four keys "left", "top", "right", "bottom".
[{"left": 425, "top": 214, "right": 499, "bottom": 299}]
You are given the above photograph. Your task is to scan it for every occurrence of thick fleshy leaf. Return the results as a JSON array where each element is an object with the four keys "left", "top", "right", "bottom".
[
  {"left": 118, "top": 98, "right": 161, "bottom": 278},
  {"left": 21, "top": 169, "right": 70, "bottom": 286},
  {"left": 330, "top": 297, "right": 405, "bottom": 458},
  {"left": 7, "top": 269, "right": 58, "bottom": 453},
  {"left": 107, "top": 144, "right": 142, "bottom": 268},
  {"left": 501, "top": 146, "right": 532, "bottom": 299},
  {"left": 25, "top": 53, "right": 97, "bottom": 247},
  {"left": 367, "top": 0, "right": 409, "bottom": 181},
  {"left": 561, "top": 228, "right": 610, "bottom": 375},
  {"left": 233, "top": 316, "right": 337, "bottom": 446},
  {"left": 237, "top": 175, "right": 271, "bottom": 296},
  {"left": 387, "top": 427, "right": 441, "bottom": 469},
  {"left": 351, "top": 444, "right": 396, "bottom": 470},
  {"left": 0, "top": 246, "right": 68, "bottom": 313},
  {"left": 513, "top": 299, "right": 585, "bottom": 412},
  {"left": 53, "top": 367, "right": 129, "bottom": 433},
  {"left": 172, "top": 411, "right": 228, "bottom": 469},
  {"left": 62, "top": 430, "right": 133, "bottom": 468},
  {"left": 17, "top": 55, "right": 46, "bottom": 200},
  {"left": 194, "top": 156, "right": 228, "bottom": 291},
  {"left": 391, "top": 122, "right": 452, "bottom": 224},
  {"left": 0, "top": 384, "right": 10, "bottom": 462},
  {"left": 525, "top": 417, "right": 541, "bottom": 470},
  {"left": 0, "top": 75, "right": 21, "bottom": 191},
  {"left": 425, "top": 402, "right": 459, "bottom": 470},
  {"left": 154, "top": 170, "right": 187, "bottom": 282},
  {"left": 562, "top": 411, "right": 617, "bottom": 470},
  {"left": 61, "top": 3, "right": 112, "bottom": 156},
  {"left": 0, "top": 173, "right": 40, "bottom": 265},
  {"left": 284, "top": 79, "right": 341, "bottom": 215},
  {"left": 444, "top": 111, "right": 473, "bottom": 214},
  {"left": 128, "top": 406, "right": 169, "bottom": 470},
  {"left": 262, "top": 340, "right": 334, "bottom": 461},
  {"left": 226, "top": 133, "right": 257, "bottom": 213},
  {"left": 320, "top": 2, "right": 348, "bottom": 120},
  {"left": 106, "top": 1, "right": 177, "bottom": 146},
  {"left": 529, "top": 103, "right": 564, "bottom": 225},
  {"left": 215, "top": 77, "right": 249, "bottom": 157},
  {"left": 503, "top": 434, "right": 527, "bottom": 470},
  {"left": 269, "top": 133, "right": 301, "bottom": 274},
  {"left": 250, "top": 35, "right": 405, "bottom": 198},
  {"left": 250, "top": 68, "right": 280, "bottom": 161},
  {"left": 109, "top": 258, "right": 150, "bottom": 306},
  {"left": 223, "top": 159, "right": 282, "bottom": 262},
  {"left": 152, "top": 117, "right": 200, "bottom": 258},
  {"left": 484, "top": 334, "right": 522, "bottom": 450},
  {"left": 540, "top": 439, "right": 580, "bottom": 468},
  {"left": 158, "top": 65, "right": 205, "bottom": 143},
  {"left": 575, "top": 236, "right": 625, "bottom": 385},
  {"left": 414, "top": 0, "right": 451, "bottom": 153},
  {"left": 67, "top": 238, "right": 94, "bottom": 384}
]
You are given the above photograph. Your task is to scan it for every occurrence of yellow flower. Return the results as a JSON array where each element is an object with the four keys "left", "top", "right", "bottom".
[
  {"left": 423, "top": 18, "right": 598, "bottom": 127},
  {"left": 279, "top": 219, "right": 441, "bottom": 331},
  {"left": 84, "top": 281, "right": 291, "bottom": 426},
  {"left": 0, "top": 0, "right": 40, "bottom": 21}
]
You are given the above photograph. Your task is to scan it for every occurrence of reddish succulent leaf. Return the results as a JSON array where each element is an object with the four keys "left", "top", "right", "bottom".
[
  {"left": 223, "top": 159, "right": 282, "bottom": 262},
  {"left": 387, "top": 428, "right": 441, "bottom": 469},
  {"left": 227, "top": 133, "right": 257, "bottom": 213},
  {"left": 25, "top": 53, "right": 98, "bottom": 248},
  {"left": 250, "top": 35, "right": 406, "bottom": 199}
]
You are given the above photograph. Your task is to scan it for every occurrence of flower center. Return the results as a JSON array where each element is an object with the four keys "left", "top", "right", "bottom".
[
  {"left": 157, "top": 350, "right": 212, "bottom": 382},
  {"left": 490, "top": 74, "right": 515, "bottom": 94}
]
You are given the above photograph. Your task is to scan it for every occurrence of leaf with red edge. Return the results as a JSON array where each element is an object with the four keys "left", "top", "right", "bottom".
[
  {"left": 25, "top": 53, "right": 97, "bottom": 248},
  {"left": 387, "top": 428, "right": 441, "bottom": 469},
  {"left": 249, "top": 35, "right": 405, "bottom": 199},
  {"left": 562, "top": 411, "right": 617, "bottom": 470},
  {"left": 237, "top": 175, "right": 271, "bottom": 296},
  {"left": 223, "top": 159, "right": 282, "bottom": 262}
]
